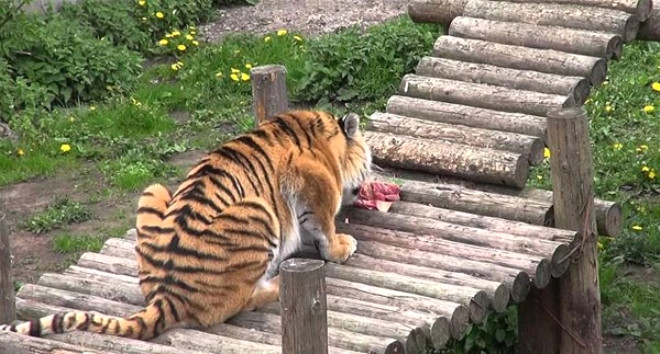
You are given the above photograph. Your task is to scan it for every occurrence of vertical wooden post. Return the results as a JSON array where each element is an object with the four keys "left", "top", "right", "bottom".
[
  {"left": 548, "top": 107, "right": 602, "bottom": 353},
  {"left": 250, "top": 65, "right": 289, "bottom": 126},
  {"left": 0, "top": 215, "right": 16, "bottom": 324},
  {"left": 280, "top": 258, "right": 329, "bottom": 354}
]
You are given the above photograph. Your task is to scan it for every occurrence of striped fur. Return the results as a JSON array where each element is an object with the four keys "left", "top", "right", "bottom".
[{"left": 0, "top": 110, "right": 371, "bottom": 340}]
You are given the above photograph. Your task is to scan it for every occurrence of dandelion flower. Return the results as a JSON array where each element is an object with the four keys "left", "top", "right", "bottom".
[
  {"left": 585, "top": 98, "right": 592, "bottom": 105},
  {"left": 597, "top": 241, "right": 603, "bottom": 251},
  {"left": 192, "top": 40, "right": 199, "bottom": 46},
  {"left": 543, "top": 147, "right": 550, "bottom": 159},
  {"left": 649, "top": 170, "right": 657, "bottom": 179},
  {"left": 16, "top": 148, "right": 24, "bottom": 157},
  {"left": 536, "top": 174, "right": 543, "bottom": 181},
  {"left": 294, "top": 35, "right": 303, "bottom": 42},
  {"left": 644, "top": 105, "right": 655, "bottom": 113},
  {"left": 652, "top": 82, "right": 660, "bottom": 92},
  {"left": 241, "top": 72, "right": 250, "bottom": 81},
  {"left": 138, "top": 0, "right": 145, "bottom": 6},
  {"left": 605, "top": 104, "right": 614, "bottom": 113},
  {"left": 641, "top": 144, "right": 649, "bottom": 150},
  {"left": 171, "top": 61, "right": 184, "bottom": 71},
  {"left": 277, "top": 29, "right": 287, "bottom": 36},
  {"left": 177, "top": 44, "right": 186, "bottom": 51},
  {"left": 642, "top": 166, "right": 650, "bottom": 172},
  {"left": 190, "top": 30, "right": 196, "bottom": 35},
  {"left": 186, "top": 34, "right": 193, "bottom": 40},
  {"left": 602, "top": 81, "right": 609, "bottom": 85},
  {"left": 231, "top": 68, "right": 240, "bottom": 73},
  {"left": 172, "top": 30, "right": 181, "bottom": 37},
  {"left": 68, "top": 116, "right": 75, "bottom": 123},
  {"left": 245, "top": 63, "right": 253, "bottom": 69},
  {"left": 234, "top": 49, "right": 241, "bottom": 55},
  {"left": 158, "top": 39, "right": 168, "bottom": 46},
  {"left": 230, "top": 73, "right": 239, "bottom": 82},
  {"left": 631, "top": 225, "right": 643, "bottom": 231},
  {"left": 60, "top": 144, "right": 72, "bottom": 153},
  {"left": 215, "top": 72, "right": 223, "bottom": 78},
  {"left": 613, "top": 143, "right": 623, "bottom": 150},
  {"left": 141, "top": 17, "right": 147, "bottom": 21},
  {"left": 264, "top": 36, "right": 271, "bottom": 43},
  {"left": 155, "top": 11, "right": 164, "bottom": 18},
  {"left": 90, "top": 106, "right": 96, "bottom": 111}
]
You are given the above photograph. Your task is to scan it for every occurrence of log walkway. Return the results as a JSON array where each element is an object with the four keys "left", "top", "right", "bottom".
[{"left": 2, "top": 0, "right": 650, "bottom": 352}]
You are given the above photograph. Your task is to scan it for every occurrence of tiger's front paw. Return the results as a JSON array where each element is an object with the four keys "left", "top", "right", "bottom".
[{"left": 327, "top": 233, "right": 358, "bottom": 264}]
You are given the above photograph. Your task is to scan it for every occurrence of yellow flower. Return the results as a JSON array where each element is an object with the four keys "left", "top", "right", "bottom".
[
  {"left": 177, "top": 44, "right": 186, "bottom": 51},
  {"left": 192, "top": 40, "right": 199, "bottom": 46},
  {"left": 264, "top": 36, "right": 271, "bottom": 43},
  {"left": 294, "top": 35, "right": 303, "bottom": 42},
  {"left": 652, "top": 82, "right": 660, "bottom": 92},
  {"left": 245, "top": 63, "right": 252, "bottom": 69},
  {"left": 186, "top": 34, "right": 194, "bottom": 40},
  {"left": 90, "top": 106, "right": 96, "bottom": 111},
  {"left": 605, "top": 104, "right": 614, "bottom": 113},
  {"left": 215, "top": 72, "right": 223, "bottom": 78},
  {"left": 231, "top": 68, "right": 240, "bottom": 73},
  {"left": 613, "top": 143, "right": 623, "bottom": 150},
  {"left": 597, "top": 241, "right": 603, "bottom": 251},
  {"left": 536, "top": 174, "right": 543, "bottom": 180},
  {"left": 602, "top": 81, "right": 609, "bottom": 85},
  {"left": 155, "top": 11, "right": 164, "bottom": 18},
  {"left": 138, "top": 0, "right": 145, "bottom": 6},
  {"left": 158, "top": 39, "right": 168, "bottom": 46},
  {"left": 241, "top": 72, "right": 250, "bottom": 81},
  {"left": 649, "top": 170, "right": 657, "bottom": 179},
  {"left": 190, "top": 30, "right": 196, "bottom": 35},
  {"left": 170, "top": 61, "right": 184, "bottom": 71},
  {"left": 641, "top": 144, "right": 649, "bottom": 150},
  {"left": 60, "top": 144, "right": 72, "bottom": 153},
  {"left": 584, "top": 98, "right": 592, "bottom": 105},
  {"left": 165, "top": 33, "right": 173, "bottom": 38},
  {"left": 234, "top": 49, "right": 241, "bottom": 55},
  {"left": 171, "top": 30, "right": 181, "bottom": 37},
  {"left": 141, "top": 17, "right": 147, "bottom": 21},
  {"left": 644, "top": 105, "right": 655, "bottom": 113},
  {"left": 277, "top": 29, "right": 287, "bottom": 36},
  {"left": 230, "top": 73, "right": 239, "bottom": 82},
  {"left": 543, "top": 147, "right": 550, "bottom": 159},
  {"left": 631, "top": 225, "right": 643, "bottom": 231},
  {"left": 16, "top": 148, "right": 24, "bottom": 157},
  {"left": 642, "top": 166, "right": 650, "bottom": 172},
  {"left": 68, "top": 116, "right": 75, "bottom": 123}
]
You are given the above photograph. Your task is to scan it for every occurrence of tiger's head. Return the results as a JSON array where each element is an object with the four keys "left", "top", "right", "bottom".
[{"left": 333, "top": 112, "right": 372, "bottom": 206}]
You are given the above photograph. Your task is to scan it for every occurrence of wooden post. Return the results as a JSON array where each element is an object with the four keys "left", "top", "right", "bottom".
[
  {"left": 250, "top": 65, "right": 289, "bottom": 126},
  {"left": 280, "top": 258, "right": 329, "bottom": 354},
  {"left": 518, "top": 107, "right": 602, "bottom": 352},
  {"left": 0, "top": 215, "right": 16, "bottom": 324}
]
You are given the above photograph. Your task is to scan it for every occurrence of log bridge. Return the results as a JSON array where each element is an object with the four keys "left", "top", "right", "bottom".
[{"left": 1, "top": 0, "right": 655, "bottom": 352}]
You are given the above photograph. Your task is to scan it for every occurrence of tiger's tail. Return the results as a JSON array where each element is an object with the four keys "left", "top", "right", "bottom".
[{"left": 0, "top": 296, "right": 180, "bottom": 340}]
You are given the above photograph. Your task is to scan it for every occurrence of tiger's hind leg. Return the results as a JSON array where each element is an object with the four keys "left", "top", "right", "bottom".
[
  {"left": 135, "top": 183, "right": 173, "bottom": 297},
  {"left": 243, "top": 275, "right": 280, "bottom": 312}
]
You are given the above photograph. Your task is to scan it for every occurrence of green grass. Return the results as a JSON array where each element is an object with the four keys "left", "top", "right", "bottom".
[
  {"left": 25, "top": 198, "right": 91, "bottom": 234},
  {"left": 52, "top": 233, "right": 107, "bottom": 253}
]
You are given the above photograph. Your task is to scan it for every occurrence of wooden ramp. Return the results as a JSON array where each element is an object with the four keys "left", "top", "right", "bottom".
[{"left": 4, "top": 0, "right": 648, "bottom": 353}]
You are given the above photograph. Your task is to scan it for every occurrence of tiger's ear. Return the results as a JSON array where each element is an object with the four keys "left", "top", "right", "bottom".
[{"left": 341, "top": 113, "right": 360, "bottom": 139}]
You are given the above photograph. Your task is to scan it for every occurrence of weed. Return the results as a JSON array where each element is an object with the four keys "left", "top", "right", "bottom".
[
  {"left": 12, "top": 280, "right": 22, "bottom": 292},
  {"left": 26, "top": 199, "right": 91, "bottom": 234},
  {"left": 52, "top": 233, "right": 107, "bottom": 253}
]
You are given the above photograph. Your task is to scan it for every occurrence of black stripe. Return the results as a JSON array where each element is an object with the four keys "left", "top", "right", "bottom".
[
  {"left": 133, "top": 315, "right": 146, "bottom": 340},
  {"left": 214, "top": 213, "right": 249, "bottom": 225},
  {"left": 219, "top": 146, "right": 262, "bottom": 194},
  {"left": 234, "top": 135, "right": 275, "bottom": 173},
  {"left": 179, "top": 193, "right": 223, "bottom": 214},
  {"left": 163, "top": 296, "right": 180, "bottom": 323},
  {"left": 141, "top": 225, "right": 175, "bottom": 234},
  {"left": 153, "top": 299, "right": 165, "bottom": 335},
  {"left": 223, "top": 228, "right": 270, "bottom": 245},
  {"left": 252, "top": 129, "right": 273, "bottom": 146},
  {"left": 213, "top": 148, "right": 261, "bottom": 195},
  {"left": 9, "top": 324, "right": 17, "bottom": 332},
  {"left": 150, "top": 285, "right": 204, "bottom": 311},
  {"left": 137, "top": 206, "right": 165, "bottom": 218},
  {"left": 142, "top": 191, "right": 155, "bottom": 197},
  {"left": 274, "top": 117, "right": 302, "bottom": 152},
  {"left": 226, "top": 243, "right": 270, "bottom": 253},
  {"left": 209, "top": 176, "right": 238, "bottom": 203},
  {"left": 100, "top": 318, "right": 112, "bottom": 334},
  {"left": 135, "top": 247, "right": 226, "bottom": 275},
  {"left": 51, "top": 314, "right": 62, "bottom": 333},
  {"left": 167, "top": 205, "right": 213, "bottom": 224},
  {"left": 290, "top": 114, "right": 314, "bottom": 149},
  {"left": 248, "top": 215, "right": 277, "bottom": 239},
  {"left": 174, "top": 216, "right": 229, "bottom": 241},
  {"left": 28, "top": 319, "right": 41, "bottom": 336},
  {"left": 113, "top": 319, "right": 120, "bottom": 334},
  {"left": 76, "top": 313, "right": 90, "bottom": 331},
  {"left": 140, "top": 238, "right": 226, "bottom": 262}
]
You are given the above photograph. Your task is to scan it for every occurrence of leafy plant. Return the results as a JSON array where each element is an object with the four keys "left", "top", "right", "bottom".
[
  {"left": 53, "top": 233, "right": 107, "bottom": 253},
  {"left": 26, "top": 198, "right": 91, "bottom": 234},
  {"left": 437, "top": 306, "right": 518, "bottom": 354}
]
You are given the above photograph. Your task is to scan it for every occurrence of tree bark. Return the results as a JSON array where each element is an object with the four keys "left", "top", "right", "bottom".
[
  {"left": 416, "top": 56, "right": 591, "bottom": 105},
  {"left": 501, "top": 0, "right": 652, "bottom": 22},
  {"left": 548, "top": 107, "right": 602, "bottom": 353},
  {"left": 449, "top": 16, "right": 623, "bottom": 59},
  {"left": 368, "top": 111, "right": 545, "bottom": 165},
  {"left": 432, "top": 36, "right": 608, "bottom": 85},
  {"left": 386, "top": 95, "right": 547, "bottom": 138},
  {"left": 400, "top": 74, "right": 574, "bottom": 117},
  {"left": 638, "top": 9, "right": 660, "bottom": 41},
  {"left": 364, "top": 131, "right": 529, "bottom": 188},
  {"left": 463, "top": 0, "right": 639, "bottom": 43},
  {"left": 0, "top": 217, "right": 16, "bottom": 325},
  {"left": 408, "top": 0, "right": 467, "bottom": 24},
  {"left": 250, "top": 65, "right": 288, "bottom": 127}
]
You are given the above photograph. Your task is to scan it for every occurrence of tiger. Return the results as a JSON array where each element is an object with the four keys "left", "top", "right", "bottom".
[{"left": 0, "top": 110, "right": 371, "bottom": 340}]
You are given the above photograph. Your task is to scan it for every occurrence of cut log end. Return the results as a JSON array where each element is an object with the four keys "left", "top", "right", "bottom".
[
  {"left": 598, "top": 202, "right": 622, "bottom": 237},
  {"left": 591, "top": 58, "right": 608, "bottom": 86},
  {"left": 406, "top": 327, "right": 431, "bottom": 354},
  {"left": 385, "top": 341, "right": 406, "bottom": 354},
  {"left": 491, "top": 284, "right": 510, "bottom": 313},
  {"left": 550, "top": 244, "right": 572, "bottom": 278},
  {"left": 449, "top": 305, "right": 470, "bottom": 340},
  {"left": 430, "top": 318, "right": 451, "bottom": 349},
  {"left": 637, "top": 0, "right": 653, "bottom": 22},
  {"left": 572, "top": 78, "right": 592, "bottom": 106},
  {"left": 511, "top": 272, "right": 531, "bottom": 303},
  {"left": 468, "top": 291, "right": 490, "bottom": 324},
  {"left": 608, "top": 36, "right": 624, "bottom": 60},
  {"left": 624, "top": 15, "right": 640, "bottom": 43},
  {"left": 533, "top": 259, "right": 552, "bottom": 289}
]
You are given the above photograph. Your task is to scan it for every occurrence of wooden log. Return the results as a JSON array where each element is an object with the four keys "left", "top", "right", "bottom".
[
  {"left": 463, "top": 0, "right": 639, "bottom": 43},
  {"left": 77, "top": 252, "right": 138, "bottom": 276},
  {"left": 396, "top": 179, "right": 554, "bottom": 226},
  {"left": 250, "top": 65, "right": 288, "bottom": 127},
  {"left": 280, "top": 259, "right": 328, "bottom": 354},
  {"left": 336, "top": 222, "right": 551, "bottom": 289},
  {"left": 386, "top": 95, "right": 547, "bottom": 139},
  {"left": 0, "top": 216, "right": 16, "bottom": 324},
  {"left": 364, "top": 131, "right": 530, "bottom": 188},
  {"left": 408, "top": 0, "right": 467, "bottom": 24},
  {"left": 638, "top": 9, "right": 660, "bottom": 41},
  {"left": 548, "top": 107, "right": 603, "bottom": 352},
  {"left": 415, "top": 56, "right": 591, "bottom": 105},
  {"left": 344, "top": 253, "right": 511, "bottom": 312},
  {"left": 324, "top": 263, "right": 492, "bottom": 323},
  {"left": 151, "top": 328, "right": 281, "bottom": 354},
  {"left": 368, "top": 111, "right": 545, "bottom": 165},
  {"left": 502, "top": 0, "right": 652, "bottom": 22},
  {"left": 432, "top": 36, "right": 608, "bottom": 86},
  {"left": 449, "top": 16, "right": 623, "bottom": 60},
  {"left": 399, "top": 74, "right": 573, "bottom": 117},
  {"left": 0, "top": 331, "right": 103, "bottom": 354},
  {"left": 65, "top": 265, "right": 139, "bottom": 284}
]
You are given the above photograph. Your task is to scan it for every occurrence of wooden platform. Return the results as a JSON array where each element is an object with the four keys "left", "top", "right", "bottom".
[{"left": 3, "top": 0, "right": 648, "bottom": 352}]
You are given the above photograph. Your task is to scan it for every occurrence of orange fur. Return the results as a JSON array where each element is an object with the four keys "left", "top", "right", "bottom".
[{"left": 0, "top": 110, "right": 371, "bottom": 340}]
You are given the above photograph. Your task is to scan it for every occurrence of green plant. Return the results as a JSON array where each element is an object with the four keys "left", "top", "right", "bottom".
[
  {"left": 53, "top": 233, "right": 107, "bottom": 253},
  {"left": 437, "top": 306, "right": 518, "bottom": 354},
  {"left": 26, "top": 198, "right": 91, "bottom": 233},
  {"left": 135, "top": 0, "right": 214, "bottom": 41}
]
